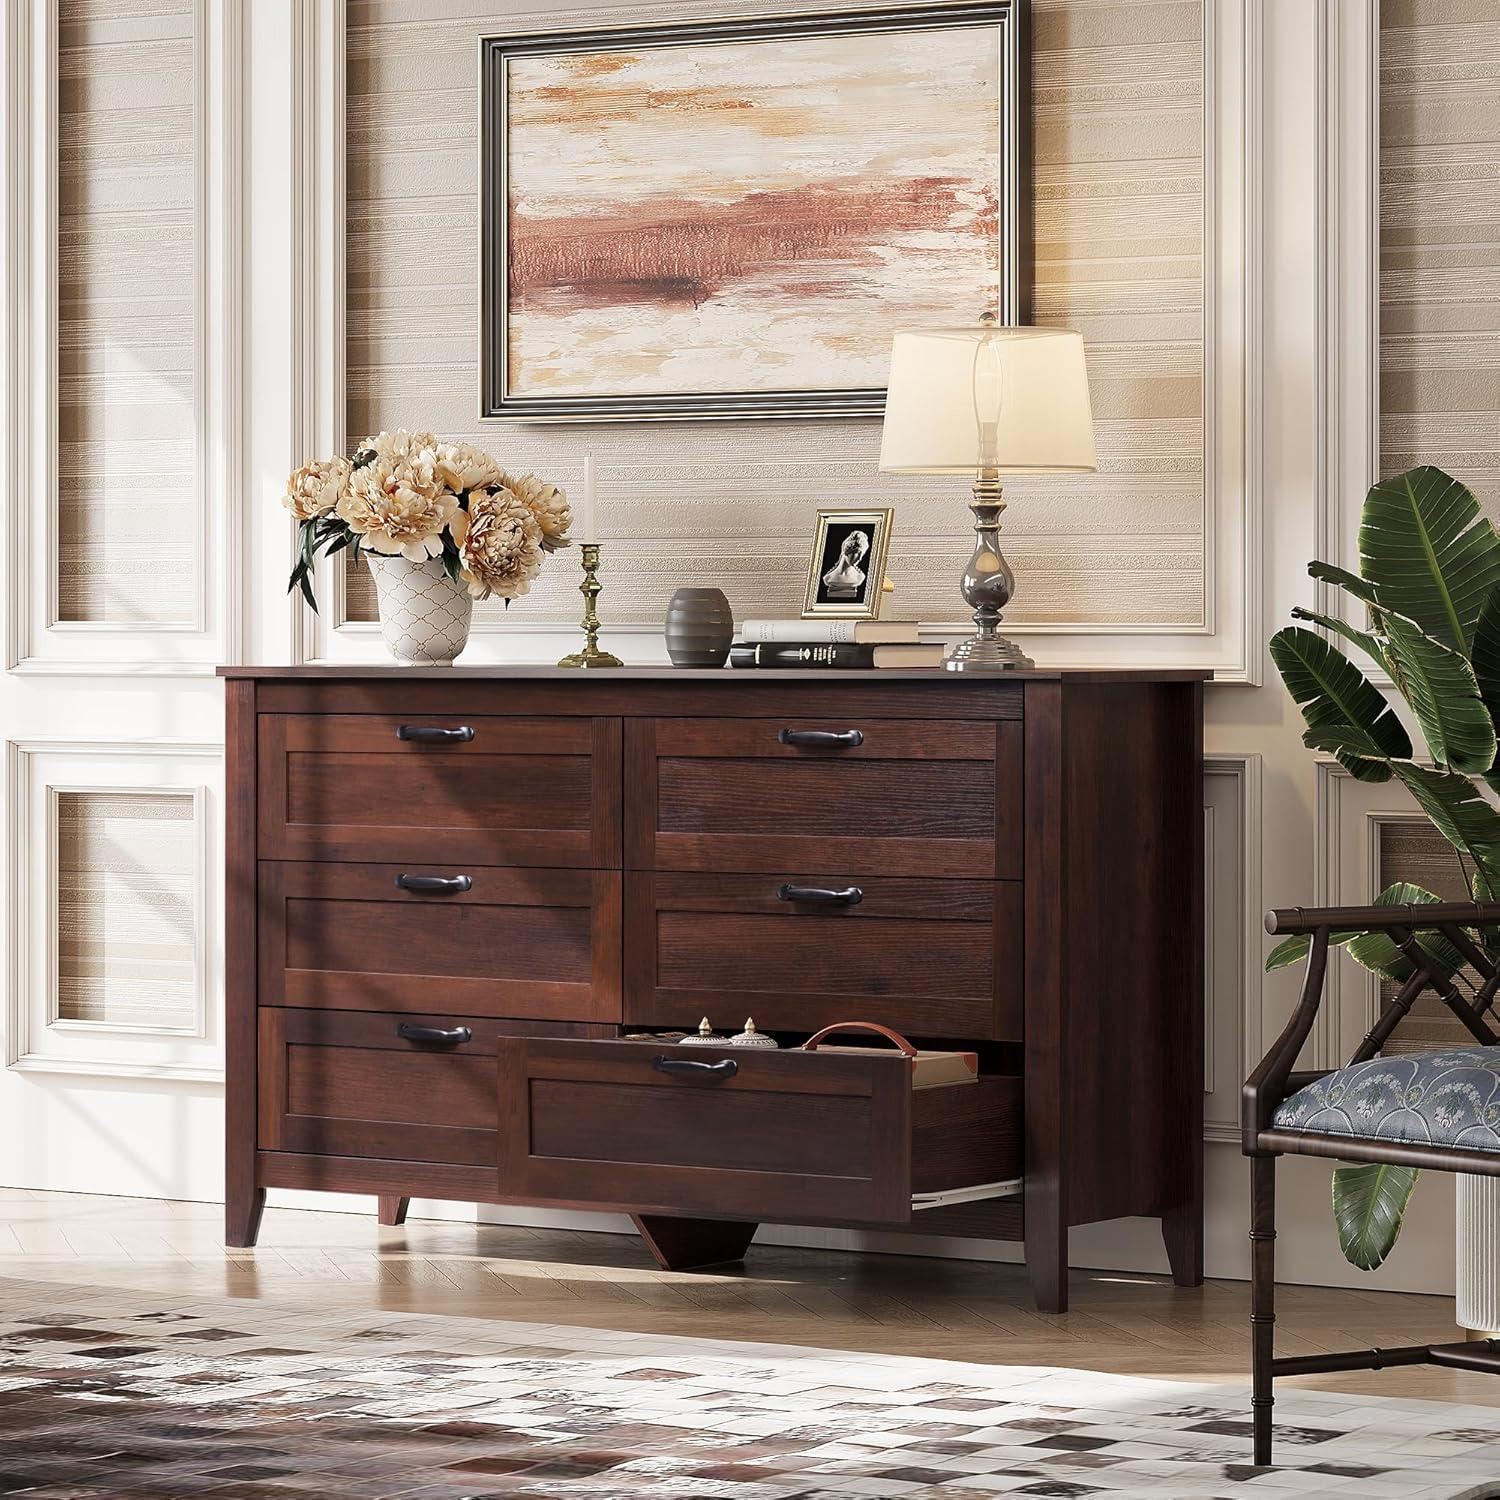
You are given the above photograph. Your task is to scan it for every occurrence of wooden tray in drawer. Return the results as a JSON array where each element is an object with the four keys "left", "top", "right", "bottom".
[
  {"left": 259, "top": 713, "right": 620, "bottom": 866},
  {"left": 259, "top": 1008, "right": 611, "bottom": 1165},
  {"left": 623, "top": 871, "right": 1022, "bottom": 1040},
  {"left": 626, "top": 716, "right": 1021, "bottom": 878},
  {"left": 258, "top": 862, "right": 621, "bottom": 1022},
  {"left": 497, "top": 1038, "right": 1021, "bottom": 1225}
]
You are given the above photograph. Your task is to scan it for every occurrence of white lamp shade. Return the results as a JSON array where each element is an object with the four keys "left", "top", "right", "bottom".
[{"left": 878, "top": 325, "right": 1097, "bottom": 475}]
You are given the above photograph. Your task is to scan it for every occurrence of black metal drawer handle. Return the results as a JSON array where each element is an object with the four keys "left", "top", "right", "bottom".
[
  {"left": 396, "top": 725, "right": 475, "bottom": 744},
  {"left": 651, "top": 1055, "right": 738, "bottom": 1078},
  {"left": 777, "top": 883, "right": 864, "bottom": 907},
  {"left": 778, "top": 728, "right": 863, "bottom": 749},
  {"left": 394, "top": 873, "right": 472, "bottom": 894},
  {"left": 396, "top": 1023, "right": 472, "bottom": 1045}
]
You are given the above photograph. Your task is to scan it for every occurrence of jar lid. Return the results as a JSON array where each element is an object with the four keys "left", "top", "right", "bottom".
[
  {"left": 729, "top": 1017, "right": 779, "bottom": 1048},
  {"left": 678, "top": 1015, "right": 725, "bottom": 1045}
]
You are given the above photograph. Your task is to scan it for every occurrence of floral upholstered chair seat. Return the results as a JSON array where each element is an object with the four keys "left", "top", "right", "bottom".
[{"left": 1272, "top": 1046, "right": 1500, "bottom": 1151}]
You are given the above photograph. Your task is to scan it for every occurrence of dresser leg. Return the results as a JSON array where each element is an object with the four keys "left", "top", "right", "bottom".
[
  {"left": 1161, "top": 1199, "right": 1204, "bottom": 1287},
  {"left": 632, "top": 1215, "right": 757, "bottom": 1272},
  {"left": 225, "top": 1186, "right": 265, "bottom": 1249},
  {"left": 377, "top": 1195, "right": 410, "bottom": 1227},
  {"left": 1025, "top": 1219, "right": 1069, "bottom": 1313}
]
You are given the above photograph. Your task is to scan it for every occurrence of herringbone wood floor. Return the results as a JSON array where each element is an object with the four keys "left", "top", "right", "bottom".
[{"left": 2, "top": 1188, "right": 1493, "bottom": 1408}]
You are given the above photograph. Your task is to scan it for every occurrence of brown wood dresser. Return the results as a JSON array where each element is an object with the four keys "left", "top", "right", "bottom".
[{"left": 221, "top": 664, "right": 1206, "bottom": 1313}]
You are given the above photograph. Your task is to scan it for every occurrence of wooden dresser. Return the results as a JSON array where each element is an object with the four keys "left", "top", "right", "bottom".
[{"left": 221, "top": 665, "right": 1205, "bottom": 1313}]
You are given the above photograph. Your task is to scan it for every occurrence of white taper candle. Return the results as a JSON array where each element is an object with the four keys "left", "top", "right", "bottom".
[{"left": 582, "top": 455, "right": 597, "bottom": 542}]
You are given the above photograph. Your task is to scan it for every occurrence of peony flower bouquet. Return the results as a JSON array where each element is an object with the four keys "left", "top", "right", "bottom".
[{"left": 283, "top": 430, "right": 571, "bottom": 613}]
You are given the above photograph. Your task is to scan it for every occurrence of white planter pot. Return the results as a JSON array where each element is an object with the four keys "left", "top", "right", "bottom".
[
  {"left": 364, "top": 553, "right": 473, "bottom": 666},
  {"left": 1456, "top": 1174, "right": 1500, "bottom": 1335}
]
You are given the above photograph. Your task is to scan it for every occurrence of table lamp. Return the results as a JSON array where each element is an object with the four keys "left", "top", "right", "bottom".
[{"left": 879, "top": 318, "right": 1096, "bottom": 671}]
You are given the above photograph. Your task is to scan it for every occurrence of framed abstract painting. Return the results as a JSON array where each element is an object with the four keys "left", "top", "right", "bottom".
[{"left": 480, "top": 2, "right": 1026, "bottom": 422}]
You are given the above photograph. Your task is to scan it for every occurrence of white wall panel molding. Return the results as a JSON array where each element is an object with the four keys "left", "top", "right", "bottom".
[
  {"left": 1204, "top": 753, "right": 1260, "bottom": 1144},
  {"left": 3, "top": 0, "right": 242, "bottom": 675},
  {"left": 1316, "top": 0, "right": 1380, "bottom": 671},
  {"left": 4, "top": 739, "right": 223, "bottom": 1081}
]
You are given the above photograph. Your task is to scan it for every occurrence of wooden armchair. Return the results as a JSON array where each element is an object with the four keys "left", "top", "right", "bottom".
[{"left": 1243, "top": 900, "right": 1500, "bottom": 1466}]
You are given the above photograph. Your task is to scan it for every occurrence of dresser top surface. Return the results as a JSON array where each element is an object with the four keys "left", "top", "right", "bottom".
[{"left": 218, "top": 664, "right": 1211, "bottom": 684}]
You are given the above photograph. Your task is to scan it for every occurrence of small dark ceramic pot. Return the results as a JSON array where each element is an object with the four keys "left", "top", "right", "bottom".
[{"left": 664, "top": 587, "right": 734, "bottom": 667}]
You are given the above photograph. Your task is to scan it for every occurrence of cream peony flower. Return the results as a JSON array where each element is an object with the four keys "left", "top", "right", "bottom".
[
  {"left": 451, "top": 487, "right": 544, "bottom": 600},
  {"left": 283, "top": 456, "right": 350, "bottom": 520},
  {"left": 435, "top": 441, "right": 506, "bottom": 496},
  {"left": 505, "top": 472, "right": 572, "bottom": 552},
  {"left": 338, "top": 439, "right": 456, "bottom": 560}
]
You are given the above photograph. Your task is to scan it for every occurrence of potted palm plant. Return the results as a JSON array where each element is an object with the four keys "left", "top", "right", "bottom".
[{"left": 1270, "top": 465, "right": 1500, "bottom": 1292}]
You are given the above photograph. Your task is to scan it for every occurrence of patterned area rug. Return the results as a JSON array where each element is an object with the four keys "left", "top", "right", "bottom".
[{"left": 1, "top": 1275, "right": 1498, "bottom": 1499}]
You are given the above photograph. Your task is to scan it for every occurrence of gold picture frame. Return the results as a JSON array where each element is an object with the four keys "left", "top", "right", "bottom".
[{"left": 802, "top": 509, "right": 894, "bottom": 620}]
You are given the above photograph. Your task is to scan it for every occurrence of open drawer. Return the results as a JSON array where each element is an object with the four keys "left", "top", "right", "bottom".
[{"left": 495, "top": 1038, "right": 1021, "bottom": 1225}]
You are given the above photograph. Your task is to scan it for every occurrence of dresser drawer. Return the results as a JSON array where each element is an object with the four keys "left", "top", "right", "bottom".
[
  {"left": 623, "top": 871, "right": 1021, "bottom": 1040},
  {"left": 258, "top": 713, "right": 620, "bottom": 866},
  {"left": 626, "top": 717, "right": 1021, "bottom": 878},
  {"left": 496, "top": 1038, "right": 1021, "bottom": 1225},
  {"left": 258, "top": 1007, "right": 609, "bottom": 1165},
  {"left": 258, "top": 862, "right": 621, "bottom": 1022}
]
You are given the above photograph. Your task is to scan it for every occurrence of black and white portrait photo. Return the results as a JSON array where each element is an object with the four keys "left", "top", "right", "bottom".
[{"left": 802, "top": 509, "right": 894, "bottom": 619}]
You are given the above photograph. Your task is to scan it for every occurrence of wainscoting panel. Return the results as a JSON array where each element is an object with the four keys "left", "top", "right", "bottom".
[
  {"left": 1380, "top": 0, "right": 1500, "bottom": 516},
  {"left": 4, "top": 741, "right": 222, "bottom": 1080},
  {"left": 330, "top": 0, "right": 1251, "bottom": 674},
  {"left": 56, "top": 0, "right": 199, "bottom": 626},
  {"left": 4, "top": 0, "right": 240, "bottom": 672}
]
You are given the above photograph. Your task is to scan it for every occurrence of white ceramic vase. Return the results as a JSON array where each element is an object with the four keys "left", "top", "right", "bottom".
[
  {"left": 364, "top": 553, "right": 473, "bottom": 666},
  {"left": 1456, "top": 1174, "right": 1500, "bottom": 1335}
]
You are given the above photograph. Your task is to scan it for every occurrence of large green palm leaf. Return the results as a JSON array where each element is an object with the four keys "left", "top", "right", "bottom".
[
  {"left": 1381, "top": 610, "right": 1496, "bottom": 773},
  {"left": 1392, "top": 761, "right": 1500, "bottom": 893},
  {"left": 1332, "top": 1163, "right": 1420, "bottom": 1270},
  {"left": 1269, "top": 627, "right": 1411, "bottom": 782},
  {"left": 1358, "top": 466, "right": 1500, "bottom": 653}
]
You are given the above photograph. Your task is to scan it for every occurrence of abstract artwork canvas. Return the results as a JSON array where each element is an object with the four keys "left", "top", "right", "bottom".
[{"left": 481, "top": 3, "right": 1023, "bottom": 421}]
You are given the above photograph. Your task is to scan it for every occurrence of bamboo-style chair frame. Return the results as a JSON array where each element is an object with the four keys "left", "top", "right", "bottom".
[{"left": 1243, "top": 900, "right": 1500, "bottom": 1467}]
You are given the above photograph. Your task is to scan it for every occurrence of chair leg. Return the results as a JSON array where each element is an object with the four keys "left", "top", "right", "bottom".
[{"left": 1250, "top": 1153, "right": 1277, "bottom": 1466}]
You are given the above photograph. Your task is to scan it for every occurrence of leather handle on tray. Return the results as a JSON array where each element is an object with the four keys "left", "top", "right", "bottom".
[{"left": 800, "top": 1021, "right": 919, "bottom": 1057}]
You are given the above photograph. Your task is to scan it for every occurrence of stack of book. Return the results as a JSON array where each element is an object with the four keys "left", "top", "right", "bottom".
[{"left": 730, "top": 618, "right": 943, "bottom": 670}]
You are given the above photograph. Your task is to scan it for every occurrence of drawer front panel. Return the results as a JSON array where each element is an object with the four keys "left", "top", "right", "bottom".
[
  {"left": 259, "top": 1008, "right": 610, "bottom": 1164},
  {"left": 623, "top": 872, "right": 1022, "bottom": 1040},
  {"left": 496, "top": 1038, "right": 1022, "bottom": 1225},
  {"left": 259, "top": 862, "right": 621, "bottom": 1022},
  {"left": 627, "top": 717, "right": 1021, "bottom": 878},
  {"left": 259, "top": 713, "right": 621, "bottom": 866}
]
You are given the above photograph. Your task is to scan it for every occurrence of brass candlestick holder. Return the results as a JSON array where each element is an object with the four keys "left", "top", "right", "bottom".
[{"left": 558, "top": 543, "right": 622, "bottom": 668}]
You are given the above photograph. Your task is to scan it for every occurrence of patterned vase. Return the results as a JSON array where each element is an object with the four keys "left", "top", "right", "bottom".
[
  {"left": 364, "top": 554, "right": 473, "bottom": 666},
  {"left": 664, "top": 587, "right": 734, "bottom": 667}
]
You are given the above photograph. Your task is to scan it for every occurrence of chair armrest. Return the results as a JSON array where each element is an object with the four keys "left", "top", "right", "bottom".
[
  {"left": 1242, "top": 927, "right": 1330, "bottom": 1153},
  {"left": 1265, "top": 900, "right": 1500, "bottom": 936}
]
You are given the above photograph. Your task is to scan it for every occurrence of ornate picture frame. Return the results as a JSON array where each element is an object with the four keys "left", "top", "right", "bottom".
[
  {"left": 802, "top": 508, "right": 895, "bottom": 620},
  {"left": 479, "top": 2, "right": 1027, "bottom": 423}
]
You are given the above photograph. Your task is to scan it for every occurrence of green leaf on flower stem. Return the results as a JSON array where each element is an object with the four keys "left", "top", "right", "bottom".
[
  {"left": 1270, "top": 626, "right": 1412, "bottom": 782},
  {"left": 1393, "top": 761, "right": 1500, "bottom": 895},
  {"left": 1332, "top": 1162, "right": 1419, "bottom": 1270}
]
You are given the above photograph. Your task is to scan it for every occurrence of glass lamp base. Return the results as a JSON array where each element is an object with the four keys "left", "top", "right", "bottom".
[{"left": 943, "top": 633, "right": 1034, "bottom": 672}]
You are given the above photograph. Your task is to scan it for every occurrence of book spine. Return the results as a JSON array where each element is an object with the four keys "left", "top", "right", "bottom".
[
  {"left": 729, "top": 642, "right": 877, "bottom": 669},
  {"left": 739, "top": 618, "right": 855, "bottom": 644}
]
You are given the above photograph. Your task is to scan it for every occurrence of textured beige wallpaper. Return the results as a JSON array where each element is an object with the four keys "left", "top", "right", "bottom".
[
  {"left": 55, "top": 792, "right": 197, "bottom": 1029},
  {"left": 343, "top": 0, "right": 1205, "bottom": 631},
  {"left": 1380, "top": 0, "right": 1500, "bottom": 511},
  {"left": 56, "top": 0, "right": 199, "bottom": 624}
]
